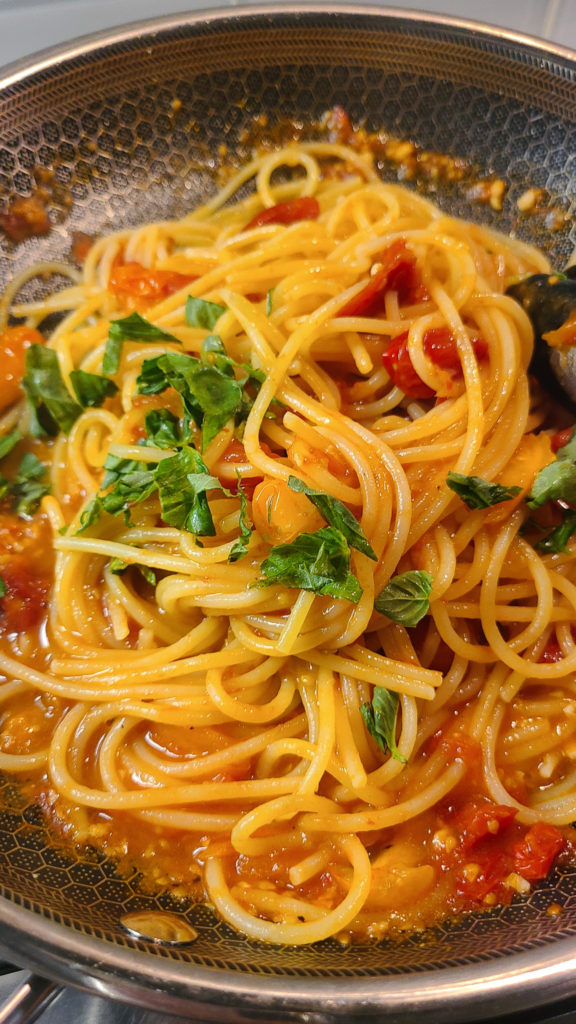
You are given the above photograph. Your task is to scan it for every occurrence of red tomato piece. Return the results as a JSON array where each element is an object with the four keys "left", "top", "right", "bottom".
[
  {"left": 455, "top": 800, "right": 517, "bottom": 853},
  {"left": 109, "top": 262, "right": 195, "bottom": 301},
  {"left": 382, "top": 327, "right": 488, "bottom": 399},
  {"left": 338, "top": 239, "right": 422, "bottom": 318},
  {"left": 455, "top": 851, "right": 512, "bottom": 903},
  {"left": 244, "top": 197, "right": 320, "bottom": 231},
  {"left": 0, "top": 326, "right": 45, "bottom": 413},
  {"left": 423, "top": 327, "right": 488, "bottom": 370},
  {"left": 382, "top": 330, "right": 433, "bottom": 398},
  {"left": 539, "top": 637, "right": 564, "bottom": 663},
  {"left": 512, "top": 823, "right": 565, "bottom": 881},
  {"left": 216, "top": 439, "right": 276, "bottom": 498},
  {"left": 551, "top": 426, "right": 574, "bottom": 453},
  {"left": 0, "top": 561, "right": 49, "bottom": 634}
]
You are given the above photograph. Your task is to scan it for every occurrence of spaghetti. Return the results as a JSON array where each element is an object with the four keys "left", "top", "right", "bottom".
[{"left": 0, "top": 138, "right": 575, "bottom": 944}]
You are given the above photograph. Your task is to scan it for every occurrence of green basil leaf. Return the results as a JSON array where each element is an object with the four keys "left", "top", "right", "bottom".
[
  {"left": 102, "top": 468, "right": 157, "bottom": 522},
  {"left": 535, "top": 512, "right": 576, "bottom": 553},
  {"left": 84, "top": 454, "right": 158, "bottom": 525},
  {"left": 0, "top": 574, "right": 6, "bottom": 598},
  {"left": 11, "top": 452, "right": 50, "bottom": 518},
  {"left": 266, "top": 289, "right": 273, "bottom": 316},
  {"left": 447, "top": 471, "right": 522, "bottom": 510},
  {"left": 556, "top": 427, "right": 576, "bottom": 463},
  {"left": 77, "top": 496, "right": 104, "bottom": 533},
  {"left": 103, "top": 312, "right": 180, "bottom": 375},
  {"left": 137, "top": 351, "right": 243, "bottom": 450},
  {"left": 70, "top": 369, "right": 119, "bottom": 408},
  {"left": 528, "top": 432, "right": 576, "bottom": 509},
  {"left": 288, "top": 476, "right": 377, "bottom": 560},
  {"left": 360, "top": 687, "right": 406, "bottom": 763},
  {"left": 257, "top": 526, "right": 363, "bottom": 603},
  {"left": 201, "top": 334, "right": 266, "bottom": 391},
  {"left": 374, "top": 569, "right": 433, "bottom": 626},
  {"left": 22, "top": 345, "right": 83, "bottom": 437},
  {"left": 109, "top": 557, "right": 157, "bottom": 585},
  {"left": 229, "top": 478, "right": 252, "bottom": 562},
  {"left": 185, "top": 296, "right": 226, "bottom": 330},
  {"left": 0, "top": 429, "right": 22, "bottom": 462},
  {"left": 154, "top": 447, "right": 221, "bottom": 535},
  {"left": 144, "top": 409, "right": 184, "bottom": 449}
]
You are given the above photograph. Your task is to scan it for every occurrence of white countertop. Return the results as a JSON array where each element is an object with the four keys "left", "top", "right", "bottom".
[{"left": 0, "top": 0, "right": 574, "bottom": 70}]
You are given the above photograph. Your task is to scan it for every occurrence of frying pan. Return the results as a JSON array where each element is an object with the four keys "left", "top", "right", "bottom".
[{"left": 0, "top": 7, "right": 576, "bottom": 1022}]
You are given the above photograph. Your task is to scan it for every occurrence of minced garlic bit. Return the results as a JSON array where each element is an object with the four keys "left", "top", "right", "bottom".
[
  {"left": 385, "top": 139, "right": 416, "bottom": 163},
  {"left": 547, "top": 902, "right": 563, "bottom": 917},
  {"left": 489, "top": 180, "right": 506, "bottom": 211},
  {"left": 432, "top": 828, "right": 458, "bottom": 854},
  {"left": 517, "top": 187, "right": 543, "bottom": 212},
  {"left": 538, "top": 752, "right": 560, "bottom": 779},
  {"left": 462, "top": 863, "right": 481, "bottom": 883},
  {"left": 504, "top": 872, "right": 531, "bottom": 894}
]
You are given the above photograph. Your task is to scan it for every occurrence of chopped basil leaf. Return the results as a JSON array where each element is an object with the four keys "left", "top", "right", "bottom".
[
  {"left": 77, "top": 496, "right": 104, "bottom": 533},
  {"left": 374, "top": 569, "right": 433, "bottom": 626},
  {"left": 185, "top": 296, "right": 226, "bottom": 330},
  {"left": 70, "top": 369, "right": 119, "bottom": 408},
  {"left": 266, "top": 289, "right": 273, "bottom": 316},
  {"left": 77, "top": 456, "right": 157, "bottom": 531},
  {"left": 0, "top": 575, "right": 6, "bottom": 598},
  {"left": 361, "top": 688, "right": 406, "bottom": 763},
  {"left": 535, "top": 512, "right": 576, "bottom": 553},
  {"left": 256, "top": 527, "right": 363, "bottom": 602},
  {"left": 0, "top": 429, "right": 22, "bottom": 462},
  {"left": 22, "top": 345, "right": 83, "bottom": 437},
  {"left": 103, "top": 311, "right": 180, "bottom": 375},
  {"left": 109, "top": 557, "right": 157, "bottom": 586},
  {"left": 137, "top": 351, "right": 243, "bottom": 450},
  {"left": 200, "top": 334, "right": 266, "bottom": 391},
  {"left": 229, "top": 478, "right": 252, "bottom": 562},
  {"left": 528, "top": 430, "right": 576, "bottom": 509},
  {"left": 200, "top": 334, "right": 235, "bottom": 377},
  {"left": 288, "top": 476, "right": 377, "bottom": 560},
  {"left": 447, "top": 471, "right": 522, "bottom": 510},
  {"left": 10, "top": 452, "right": 50, "bottom": 518},
  {"left": 155, "top": 446, "right": 220, "bottom": 536},
  {"left": 144, "top": 409, "right": 185, "bottom": 449}
]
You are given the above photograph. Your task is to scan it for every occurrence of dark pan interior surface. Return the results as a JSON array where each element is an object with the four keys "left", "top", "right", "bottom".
[{"left": 0, "top": 7, "right": 576, "bottom": 1021}]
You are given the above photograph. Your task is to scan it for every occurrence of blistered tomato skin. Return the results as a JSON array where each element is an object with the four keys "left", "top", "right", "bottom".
[
  {"left": 109, "top": 262, "right": 195, "bottom": 308},
  {"left": 244, "top": 197, "right": 320, "bottom": 231},
  {"left": 382, "top": 328, "right": 488, "bottom": 399},
  {"left": 251, "top": 477, "right": 324, "bottom": 545},
  {"left": 512, "top": 823, "right": 565, "bottom": 881},
  {"left": 0, "top": 513, "right": 53, "bottom": 635}
]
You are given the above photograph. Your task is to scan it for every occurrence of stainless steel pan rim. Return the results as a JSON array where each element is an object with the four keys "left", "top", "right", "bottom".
[
  {"left": 0, "top": 6, "right": 576, "bottom": 1021},
  {"left": 3, "top": 896, "right": 576, "bottom": 1022},
  {"left": 1, "top": 2, "right": 576, "bottom": 87}
]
